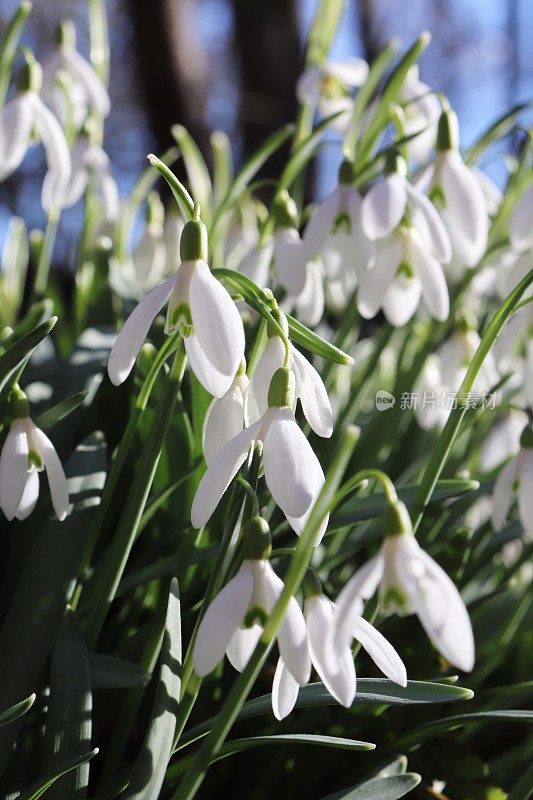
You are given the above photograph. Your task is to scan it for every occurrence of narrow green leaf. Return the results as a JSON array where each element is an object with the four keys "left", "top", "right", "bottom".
[
  {"left": 321, "top": 773, "right": 421, "bottom": 800},
  {"left": 507, "top": 761, "right": 533, "bottom": 800},
  {"left": 305, "top": 0, "right": 346, "bottom": 65},
  {"left": 17, "top": 749, "right": 99, "bottom": 800},
  {"left": 0, "top": 1, "right": 32, "bottom": 107},
  {"left": 465, "top": 102, "right": 532, "bottom": 164},
  {"left": 36, "top": 391, "right": 88, "bottom": 431},
  {"left": 0, "top": 316, "right": 57, "bottom": 393},
  {"left": 287, "top": 313, "right": 355, "bottom": 366},
  {"left": 276, "top": 112, "right": 343, "bottom": 196},
  {"left": 0, "top": 693, "right": 36, "bottom": 727},
  {"left": 146, "top": 155, "right": 195, "bottom": 221},
  {"left": 213, "top": 733, "right": 375, "bottom": 762},
  {"left": 43, "top": 611, "right": 92, "bottom": 800},
  {"left": 90, "top": 655, "right": 151, "bottom": 689},
  {"left": 172, "top": 124, "right": 213, "bottom": 219},
  {"left": 394, "top": 710, "right": 533, "bottom": 752},
  {"left": 211, "top": 130, "right": 233, "bottom": 207},
  {"left": 123, "top": 578, "right": 181, "bottom": 800}
]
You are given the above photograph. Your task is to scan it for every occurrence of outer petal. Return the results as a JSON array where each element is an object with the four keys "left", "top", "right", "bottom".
[
  {"left": 302, "top": 189, "right": 340, "bottom": 259},
  {"left": 15, "top": 469, "right": 40, "bottom": 520},
  {"left": 518, "top": 451, "right": 533, "bottom": 539},
  {"left": 324, "top": 57, "right": 369, "bottom": 87},
  {"left": 31, "top": 426, "right": 69, "bottom": 521},
  {"left": 356, "top": 236, "right": 400, "bottom": 319},
  {"left": 189, "top": 260, "right": 245, "bottom": 378},
  {"left": 411, "top": 549, "right": 475, "bottom": 672},
  {"left": 191, "top": 418, "right": 262, "bottom": 528},
  {"left": 263, "top": 408, "right": 316, "bottom": 518},
  {"left": 274, "top": 229, "right": 307, "bottom": 295},
  {"left": 0, "top": 421, "right": 29, "bottom": 520},
  {"left": 411, "top": 239, "right": 450, "bottom": 321},
  {"left": 61, "top": 138, "right": 90, "bottom": 208},
  {"left": 296, "top": 66, "right": 322, "bottom": 105},
  {"left": 202, "top": 381, "right": 246, "bottom": 464},
  {"left": 292, "top": 348, "right": 333, "bottom": 438},
  {"left": 264, "top": 564, "right": 310, "bottom": 685},
  {"left": 509, "top": 183, "right": 533, "bottom": 248},
  {"left": 306, "top": 596, "right": 356, "bottom": 707},
  {"left": 440, "top": 152, "right": 488, "bottom": 266},
  {"left": 350, "top": 615, "right": 407, "bottom": 686},
  {"left": 226, "top": 624, "right": 262, "bottom": 672},
  {"left": 108, "top": 276, "right": 176, "bottom": 385},
  {"left": 63, "top": 48, "right": 111, "bottom": 117},
  {"left": 295, "top": 260, "right": 325, "bottom": 327},
  {"left": 272, "top": 658, "right": 300, "bottom": 721},
  {"left": 405, "top": 183, "right": 452, "bottom": 263},
  {"left": 361, "top": 174, "right": 407, "bottom": 241},
  {"left": 249, "top": 336, "right": 286, "bottom": 419},
  {"left": 0, "top": 94, "right": 33, "bottom": 180},
  {"left": 382, "top": 276, "right": 422, "bottom": 327},
  {"left": 185, "top": 335, "right": 234, "bottom": 398},
  {"left": 192, "top": 563, "right": 254, "bottom": 676},
  {"left": 491, "top": 457, "right": 519, "bottom": 531},
  {"left": 32, "top": 95, "right": 71, "bottom": 212},
  {"left": 332, "top": 554, "right": 385, "bottom": 652}
]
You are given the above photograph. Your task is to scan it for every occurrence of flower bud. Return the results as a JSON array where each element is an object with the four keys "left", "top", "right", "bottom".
[
  {"left": 384, "top": 149, "right": 407, "bottom": 177},
  {"left": 180, "top": 203, "right": 208, "bottom": 261},
  {"left": 9, "top": 385, "right": 29, "bottom": 420},
  {"left": 436, "top": 109, "right": 459, "bottom": 152},
  {"left": 55, "top": 19, "right": 76, "bottom": 49},
  {"left": 337, "top": 158, "right": 355, "bottom": 185},
  {"left": 302, "top": 568, "right": 322, "bottom": 599},
  {"left": 17, "top": 51, "right": 42, "bottom": 94},
  {"left": 272, "top": 190, "right": 298, "bottom": 230},
  {"left": 242, "top": 515, "right": 272, "bottom": 560},
  {"left": 267, "top": 367, "right": 295, "bottom": 409},
  {"left": 267, "top": 307, "right": 289, "bottom": 340},
  {"left": 455, "top": 308, "right": 477, "bottom": 333},
  {"left": 382, "top": 499, "right": 413, "bottom": 538},
  {"left": 520, "top": 424, "right": 533, "bottom": 450}
]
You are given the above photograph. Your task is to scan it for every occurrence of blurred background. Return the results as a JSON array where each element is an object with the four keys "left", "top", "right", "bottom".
[{"left": 1, "top": 0, "right": 533, "bottom": 257}]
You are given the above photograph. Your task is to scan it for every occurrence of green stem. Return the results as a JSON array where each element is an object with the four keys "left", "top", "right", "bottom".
[
  {"left": 82, "top": 345, "right": 187, "bottom": 647},
  {"left": 33, "top": 211, "right": 59, "bottom": 298},
  {"left": 412, "top": 268, "right": 533, "bottom": 533},
  {"left": 169, "top": 426, "right": 360, "bottom": 800},
  {"left": 336, "top": 468, "right": 397, "bottom": 507},
  {"left": 87, "top": 0, "right": 110, "bottom": 87}
]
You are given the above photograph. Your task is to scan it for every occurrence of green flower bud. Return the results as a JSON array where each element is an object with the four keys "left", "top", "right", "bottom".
[
  {"left": 242, "top": 516, "right": 272, "bottom": 560},
  {"left": 55, "top": 19, "right": 76, "bottom": 49},
  {"left": 338, "top": 158, "right": 354, "bottom": 185},
  {"left": 520, "top": 424, "right": 533, "bottom": 450},
  {"left": 272, "top": 190, "right": 298, "bottom": 229},
  {"left": 302, "top": 568, "right": 322, "bottom": 599},
  {"left": 17, "top": 52, "right": 42, "bottom": 94},
  {"left": 180, "top": 203, "right": 208, "bottom": 261},
  {"left": 9, "top": 385, "right": 29, "bottom": 420},
  {"left": 436, "top": 109, "right": 459, "bottom": 152},
  {"left": 268, "top": 367, "right": 295, "bottom": 409},
  {"left": 266, "top": 307, "right": 289, "bottom": 340},
  {"left": 384, "top": 149, "right": 407, "bottom": 177},
  {"left": 455, "top": 308, "right": 477, "bottom": 333},
  {"left": 382, "top": 499, "right": 413, "bottom": 538}
]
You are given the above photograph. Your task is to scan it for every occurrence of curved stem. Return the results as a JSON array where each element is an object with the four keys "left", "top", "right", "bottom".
[{"left": 336, "top": 468, "right": 398, "bottom": 508}]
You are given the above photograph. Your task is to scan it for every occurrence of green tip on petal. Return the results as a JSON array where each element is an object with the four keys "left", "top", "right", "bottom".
[
  {"left": 383, "top": 499, "right": 413, "bottom": 538},
  {"left": 267, "top": 367, "right": 295, "bottom": 409},
  {"left": 242, "top": 516, "right": 272, "bottom": 560}
]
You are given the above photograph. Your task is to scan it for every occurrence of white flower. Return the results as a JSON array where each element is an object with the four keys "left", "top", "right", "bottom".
[
  {"left": 62, "top": 136, "right": 119, "bottom": 222},
  {"left": 473, "top": 167, "right": 503, "bottom": 217},
  {"left": 108, "top": 212, "right": 245, "bottom": 398},
  {"left": 303, "top": 181, "right": 374, "bottom": 282},
  {"left": 0, "top": 58, "right": 71, "bottom": 213},
  {"left": 202, "top": 370, "right": 249, "bottom": 464},
  {"left": 283, "top": 259, "right": 325, "bottom": 328},
  {"left": 193, "top": 526, "right": 310, "bottom": 686},
  {"left": 480, "top": 410, "right": 527, "bottom": 473},
  {"left": 273, "top": 226, "right": 307, "bottom": 296},
  {"left": 296, "top": 58, "right": 369, "bottom": 132},
  {"left": 492, "top": 428, "right": 533, "bottom": 541},
  {"left": 0, "top": 392, "right": 68, "bottom": 522},
  {"left": 333, "top": 507, "right": 475, "bottom": 672},
  {"left": 400, "top": 66, "right": 441, "bottom": 162},
  {"left": 420, "top": 111, "right": 488, "bottom": 268},
  {"left": 272, "top": 584, "right": 407, "bottom": 720},
  {"left": 248, "top": 335, "right": 333, "bottom": 438},
  {"left": 191, "top": 368, "right": 328, "bottom": 543},
  {"left": 509, "top": 183, "right": 533, "bottom": 250},
  {"left": 239, "top": 240, "right": 274, "bottom": 289},
  {"left": 41, "top": 20, "right": 110, "bottom": 128}
]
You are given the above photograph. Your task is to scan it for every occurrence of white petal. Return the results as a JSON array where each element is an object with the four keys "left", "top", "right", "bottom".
[
  {"left": 350, "top": 616, "right": 407, "bottom": 686},
  {"left": 0, "top": 94, "right": 33, "bottom": 180},
  {"left": 240, "top": 240, "right": 273, "bottom": 287},
  {"left": 274, "top": 229, "right": 307, "bottom": 295},
  {"left": 295, "top": 260, "right": 325, "bottom": 327},
  {"left": 189, "top": 260, "right": 245, "bottom": 378},
  {"left": 15, "top": 469, "right": 40, "bottom": 520},
  {"left": 440, "top": 152, "right": 488, "bottom": 266},
  {"left": 108, "top": 276, "right": 176, "bottom": 385},
  {"left": 405, "top": 183, "right": 452, "bottom": 263},
  {"left": 61, "top": 138, "right": 90, "bottom": 208},
  {"left": 518, "top": 451, "right": 533, "bottom": 538},
  {"left": 263, "top": 408, "right": 316, "bottom": 518},
  {"left": 226, "top": 624, "right": 262, "bottom": 672},
  {"left": 411, "top": 239, "right": 449, "bottom": 321},
  {"left": 249, "top": 336, "right": 286, "bottom": 419},
  {"left": 491, "top": 457, "right": 519, "bottom": 531},
  {"left": 62, "top": 48, "right": 111, "bottom": 117},
  {"left": 185, "top": 335, "right": 234, "bottom": 398},
  {"left": 30, "top": 426, "right": 68, "bottom": 521},
  {"left": 0, "top": 421, "right": 29, "bottom": 520},
  {"left": 356, "top": 237, "right": 400, "bottom": 319},
  {"left": 191, "top": 418, "right": 262, "bottom": 528},
  {"left": 202, "top": 381, "right": 246, "bottom": 464},
  {"left": 306, "top": 596, "right": 355, "bottom": 707},
  {"left": 509, "top": 184, "right": 533, "bottom": 248},
  {"left": 272, "top": 658, "right": 300, "bottom": 721},
  {"left": 412, "top": 549, "right": 475, "bottom": 672},
  {"left": 361, "top": 174, "right": 407, "bottom": 240},
  {"left": 264, "top": 564, "right": 310, "bottom": 685},
  {"left": 323, "top": 57, "right": 369, "bottom": 87},
  {"left": 302, "top": 189, "right": 340, "bottom": 259},
  {"left": 295, "top": 67, "right": 322, "bottom": 105},
  {"left": 192, "top": 562, "right": 254, "bottom": 676},
  {"left": 32, "top": 95, "right": 71, "bottom": 212},
  {"left": 473, "top": 167, "right": 503, "bottom": 217},
  {"left": 333, "top": 554, "right": 385, "bottom": 652},
  {"left": 292, "top": 348, "right": 333, "bottom": 438},
  {"left": 382, "top": 275, "right": 422, "bottom": 327}
]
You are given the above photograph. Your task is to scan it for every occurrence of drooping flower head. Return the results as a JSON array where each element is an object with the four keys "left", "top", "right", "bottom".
[
  {"left": 492, "top": 423, "right": 533, "bottom": 541},
  {"left": 108, "top": 202, "right": 245, "bottom": 398},
  {"left": 0, "top": 385, "right": 69, "bottom": 522},
  {"left": 296, "top": 57, "right": 369, "bottom": 132}
]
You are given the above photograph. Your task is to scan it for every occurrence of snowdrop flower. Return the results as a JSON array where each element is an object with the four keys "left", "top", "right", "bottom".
[
  {"left": 62, "top": 129, "right": 119, "bottom": 222},
  {"left": 422, "top": 110, "right": 488, "bottom": 268},
  {"left": 0, "top": 385, "right": 68, "bottom": 522},
  {"left": 248, "top": 313, "right": 333, "bottom": 439},
  {"left": 193, "top": 516, "right": 311, "bottom": 687},
  {"left": 108, "top": 203, "right": 245, "bottom": 398},
  {"left": 509, "top": 182, "right": 533, "bottom": 249},
  {"left": 0, "top": 54, "right": 71, "bottom": 212},
  {"left": 400, "top": 65, "right": 441, "bottom": 162},
  {"left": 271, "top": 191, "right": 307, "bottom": 297},
  {"left": 333, "top": 499, "right": 475, "bottom": 672},
  {"left": 479, "top": 410, "right": 527, "bottom": 473},
  {"left": 357, "top": 152, "right": 451, "bottom": 326},
  {"left": 296, "top": 57, "right": 368, "bottom": 132},
  {"left": 202, "top": 365, "right": 249, "bottom": 464},
  {"left": 41, "top": 21, "right": 110, "bottom": 128},
  {"left": 111, "top": 193, "right": 166, "bottom": 300},
  {"left": 492, "top": 425, "right": 533, "bottom": 541},
  {"left": 415, "top": 316, "right": 499, "bottom": 430},
  {"left": 473, "top": 167, "right": 503, "bottom": 217},
  {"left": 272, "top": 570, "right": 407, "bottom": 720},
  {"left": 303, "top": 161, "right": 374, "bottom": 282},
  {"left": 191, "top": 366, "right": 329, "bottom": 543}
]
